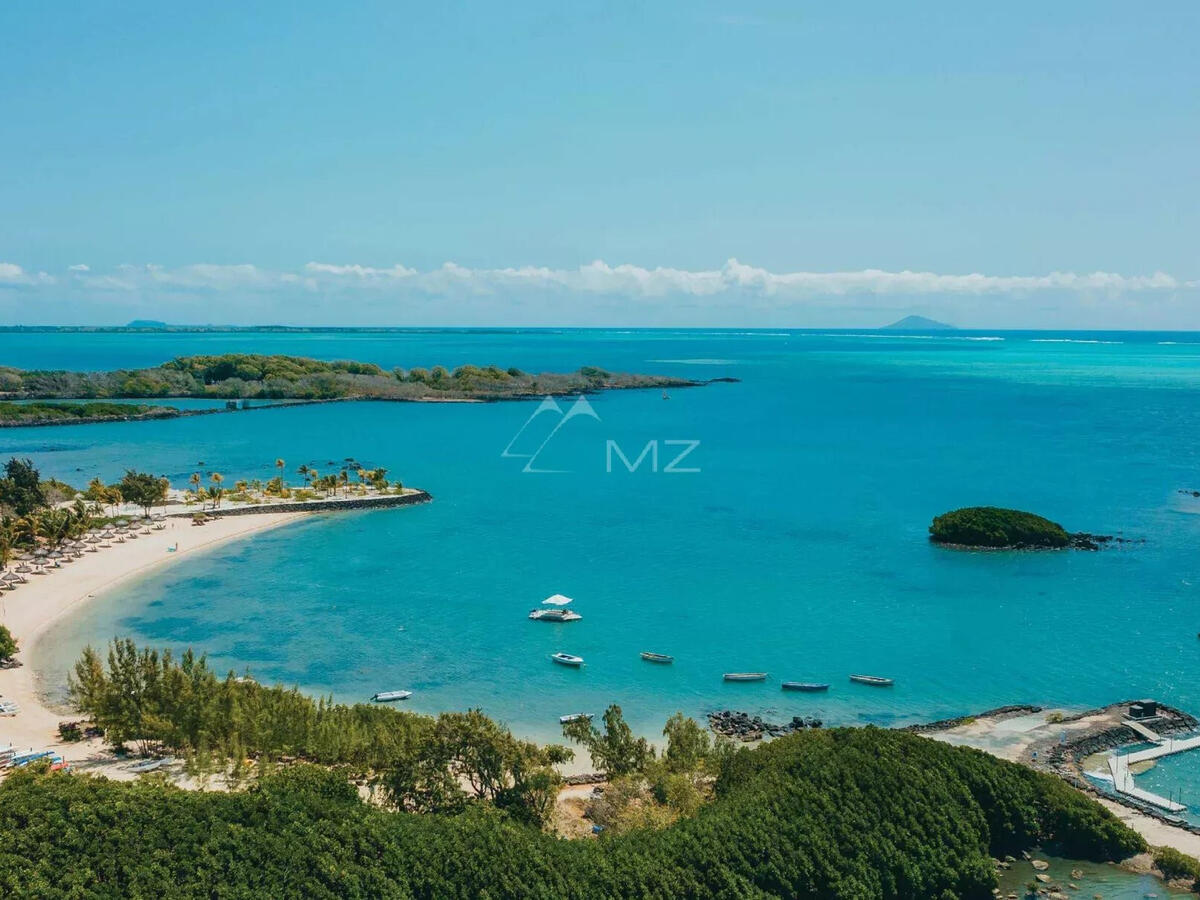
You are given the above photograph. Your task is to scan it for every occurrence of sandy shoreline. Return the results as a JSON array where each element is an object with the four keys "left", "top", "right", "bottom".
[
  {"left": 0, "top": 510, "right": 306, "bottom": 774},
  {"left": 927, "top": 705, "right": 1200, "bottom": 863}
]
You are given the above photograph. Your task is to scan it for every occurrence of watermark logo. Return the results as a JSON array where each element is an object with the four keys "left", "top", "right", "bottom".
[
  {"left": 605, "top": 439, "right": 700, "bottom": 474},
  {"left": 501, "top": 395, "right": 600, "bottom": 473},
  {"left": 502, "top": 395, "right": 701, "bottom": 474}
]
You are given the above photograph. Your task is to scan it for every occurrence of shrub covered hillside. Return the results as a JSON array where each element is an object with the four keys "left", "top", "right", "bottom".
[
  {"left": 0, "top": 728, "right": 1143, "bottom": 899},
  {"left": 0, "top": 353, "right": 695, "bottom": 402},
  {"left": 929, "top": 506, "right": 1071, "bottom": 549}
]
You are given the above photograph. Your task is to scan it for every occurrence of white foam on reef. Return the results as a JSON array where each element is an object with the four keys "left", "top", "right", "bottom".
[
  {"left": 649, "top": 358, "right": 740, "bottom": 365},
  {"left": 804, "top": 333, "right": 1005, "bottom": 342},
  {"left": 1029, "top": 338, "right": 1124, "bottom": 344}
]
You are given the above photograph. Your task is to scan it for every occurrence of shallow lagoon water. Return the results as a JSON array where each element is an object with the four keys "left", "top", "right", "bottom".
[{"left": 12, "top": 329, "right": 1200, "bottom": 743}]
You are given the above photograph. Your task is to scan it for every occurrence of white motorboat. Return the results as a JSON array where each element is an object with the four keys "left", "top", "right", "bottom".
[
  {"left": 559, "top": 713, "right": 593, "bottom": 724},
  {"left": 371, "top": 690, "right": 413, "bottom": 702},
  {"left": 529, "top": 608, "right": 582, "bottom": 622},
  {"left": 551, "top": 652, "right": 584, "bottom": 667}
]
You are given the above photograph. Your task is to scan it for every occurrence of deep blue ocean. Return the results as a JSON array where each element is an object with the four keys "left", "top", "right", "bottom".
[{"left": 9, "top": 328, "right": 1200, "bottom": 748}]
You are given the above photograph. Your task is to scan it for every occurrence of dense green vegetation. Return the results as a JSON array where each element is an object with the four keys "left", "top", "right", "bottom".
[
  {"left": 0, "top": 458, "right": 169, "bottom": 577},
  {"left": 929, "top": 506, "right": 1071, "bottom": 548},
  {"left": 0, "top": 400, "right": 178, "bottom": 426},
  {"left": 0, "top": 725, "right": 1145, "bottom": 898},
  {"left": 1153, "top": 846, "right": 1200, "bottom": 890},
  {"left": 69, "top": 640, "right": 569, "bottom": 825},
  {"left": 0, "top": 353, "right": 696, "bottom": 403}
]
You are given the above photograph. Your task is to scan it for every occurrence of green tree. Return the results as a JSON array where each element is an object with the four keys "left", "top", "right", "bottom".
[
  {"left": 118, "top": 470, "right": 169, "bottom": 516},
  {"left": 562, "top": 704, "right": 654, "bottom": 777},
  {"left": 0, "top": 624, "right": 18, "bottom": 663},
  {"left": 0, "top": 458, "right": 45, "bottom": 516},
  {"left": 662, "top": 712, "right": 711, "bottom": 773}
]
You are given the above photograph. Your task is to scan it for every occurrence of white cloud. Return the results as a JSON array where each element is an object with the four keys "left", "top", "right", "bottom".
[
  {"left": 305, "top": 262, "right": 417, "bottom": 279},
  {"left": 299, "top": 257, "right": 1190, "bottom": 301},
  {"left": 0, "top": 262, "right": 54, "bottom": 286},
  {"left": 4, "top": 257, "right": 1197, "bottom": 325}
]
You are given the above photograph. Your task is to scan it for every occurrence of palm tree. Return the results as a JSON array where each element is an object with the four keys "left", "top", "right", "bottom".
[
  {"left": 338, "top": 470, "right": 349, "bottom": 496},
  {"left": 207, "top": 486, "right": 224, "bottom": 509},
  {"left": 275, "top": 458, "right": 286, "bottom": 489},
  {"left": 189, "top": 472, "right": 202, "bottom": 500},
  {"left": 297, "top": 464, "right": 310, "bottom": 486}
]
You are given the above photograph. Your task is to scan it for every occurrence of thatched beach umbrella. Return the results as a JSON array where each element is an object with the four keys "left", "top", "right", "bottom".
[{"left": 14, "top": 564, "right": 32, "bottom": 574}]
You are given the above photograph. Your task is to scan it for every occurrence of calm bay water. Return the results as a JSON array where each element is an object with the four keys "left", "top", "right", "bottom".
[{"left": 8, "top": 328, "right": 1200, "bottom": 744}]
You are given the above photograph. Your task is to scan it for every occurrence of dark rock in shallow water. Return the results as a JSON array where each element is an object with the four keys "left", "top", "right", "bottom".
[
  {"left": 1068, "top": 532, "right": 1142, "bottom": 551},
  {"left": 707, "top": 710, "right": 821, "bottom": 740}
]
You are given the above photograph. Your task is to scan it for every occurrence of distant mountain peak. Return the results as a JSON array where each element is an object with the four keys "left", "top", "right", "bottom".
[{"left": 883, "top": 315, "right": 955, "bottom": 331}]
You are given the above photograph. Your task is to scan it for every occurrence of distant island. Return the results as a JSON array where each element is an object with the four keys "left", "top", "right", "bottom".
[
  {"left": 125, "top": 319, "right": 169, "bottom": 329},
  {"left": 0, "top": 354, "right": 731, "bottom": 425},
  {"left": 928, "top": 506, "right": 1127, "bottom": 551},
  {"left": 883, "top": 315, "right": 955, "bottom": 331}
]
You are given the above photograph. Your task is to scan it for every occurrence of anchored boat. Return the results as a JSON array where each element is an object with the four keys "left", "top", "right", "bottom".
[
  {"left": 371, "top": 690, "right": 413, "bottom": 702},
  {"left": 559, "top": 713, "right": 593, "bottom": 724},
  {"left": 551, "top": 652, "right": 584, "bottom": 667},
  {"left": 849, "top": 674, "right": 894, "bottom": 687},
  {"left": 640, "top": 652, "right": 674, "bottom": 664},
  {"left": 529, "top": 608, "right": 582, "bottom": 622},
  {"left": 782, "top": 682, "right": 829, "bottom": 692},
  {"left": 723, "top": 672, "right": 767, "bottom": 682}
]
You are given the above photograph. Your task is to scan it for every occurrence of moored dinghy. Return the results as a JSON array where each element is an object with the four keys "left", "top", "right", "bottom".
[
  {"left": 723, "top": 672, "right": 767, "bottom": 682},
  {"left": 849, "top": 674, "right": 894, "bottom": 687},
  {"left": 372, "top": 690, "right": 413, "bottom": 702},
  {"left": 781, "top": 682, "right": 829, "bottom": 692},
  {"left": 640, "top": 652, "right": 674, "bottom": 664},
  {"left": 551, "top": 652, "right": 584, "bottom": 667}
]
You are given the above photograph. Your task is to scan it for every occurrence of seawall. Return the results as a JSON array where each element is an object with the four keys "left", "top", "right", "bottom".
[{"left": 166, "top": 490, "right": 433, "bottom": 517}]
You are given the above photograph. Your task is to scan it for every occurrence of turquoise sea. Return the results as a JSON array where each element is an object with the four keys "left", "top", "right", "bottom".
[{"left": 10, "top": 328, "right": 1200, "bottom": 747}]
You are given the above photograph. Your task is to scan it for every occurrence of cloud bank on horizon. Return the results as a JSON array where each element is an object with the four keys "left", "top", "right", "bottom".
[{"left": 1, "top": 257, "right": 1197, "bottom": 328}]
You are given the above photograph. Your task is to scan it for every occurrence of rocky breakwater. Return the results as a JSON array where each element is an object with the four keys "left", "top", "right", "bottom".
[
  {"left": 707, "top": 710, "right": 823, "bottom": 741},
  {"left": 174, "top": 490, "right": 433, "bottom": 517}
]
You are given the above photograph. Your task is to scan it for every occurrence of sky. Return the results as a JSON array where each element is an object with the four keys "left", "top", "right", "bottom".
[{"left": 1, "top": 2, "right": 1198, "bottom": 328}]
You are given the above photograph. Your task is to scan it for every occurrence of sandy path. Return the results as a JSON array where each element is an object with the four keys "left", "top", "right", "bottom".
[{"left": 0, "top": 511, "right": 305, "bottom": 772}]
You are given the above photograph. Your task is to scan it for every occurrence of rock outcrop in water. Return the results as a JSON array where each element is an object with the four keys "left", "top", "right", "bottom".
[{"left": 929, "top": 506, "right": 1134, "bottom": 551}]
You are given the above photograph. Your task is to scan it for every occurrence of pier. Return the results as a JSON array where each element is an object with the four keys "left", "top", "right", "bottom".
[{"left": 1103, "top": 720, "right": 1200, "bottom": 813}]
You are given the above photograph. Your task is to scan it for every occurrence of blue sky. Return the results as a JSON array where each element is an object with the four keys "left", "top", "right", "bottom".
[{"left": 2, "top": 2, "right": 1197, "bottom": 327}]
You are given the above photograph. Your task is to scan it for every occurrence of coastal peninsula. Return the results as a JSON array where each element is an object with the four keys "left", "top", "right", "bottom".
[{"left": 0, "top": 354, "right": 730, "bottom": 427}]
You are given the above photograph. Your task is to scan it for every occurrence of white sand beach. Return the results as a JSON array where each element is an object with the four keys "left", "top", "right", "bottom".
[{"left": 0, "top": 511, "right": 305, "bottom": 777}]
